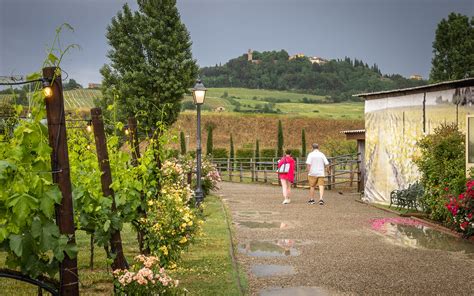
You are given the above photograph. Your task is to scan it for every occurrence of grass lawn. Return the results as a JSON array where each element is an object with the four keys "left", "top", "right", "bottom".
[{"left": 0, "top": 195, "right": 244, "bottom": 295}]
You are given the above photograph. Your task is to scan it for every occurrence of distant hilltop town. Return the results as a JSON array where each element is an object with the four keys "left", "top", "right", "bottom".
[{"left": 247, "top": 49, "right": 328, "bottom": 65}]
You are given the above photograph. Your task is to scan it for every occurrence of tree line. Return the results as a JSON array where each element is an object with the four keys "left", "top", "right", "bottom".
[{"left": 200, "top": 50, "right": 427, "bottom": 102}]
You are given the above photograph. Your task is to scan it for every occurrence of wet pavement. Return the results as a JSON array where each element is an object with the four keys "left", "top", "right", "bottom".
[{"left": 219, "top": 182, "right": 474, "bottom": 295}]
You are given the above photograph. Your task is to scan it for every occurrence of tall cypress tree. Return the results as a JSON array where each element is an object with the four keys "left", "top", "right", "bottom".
[
  {"left": 230, "top": 134, "right": 235, "bottom": 161},
  {"left": 180, "top": 131, "right": 186, "bottom": 155},
  {"left": 277, "top": 120, "right": 284, "bottom": 157},
  {"left": 100, "top": 0, "right": 198, "bottom": 130},
  {"left": 301, "top": 129, "right": 306, "bottom": 157},
  {"left": 206, "top": 126, "right": 213, "bottom": 156},
  {"left": 255, "top": 139, "right": 260, "bottom": 163}
]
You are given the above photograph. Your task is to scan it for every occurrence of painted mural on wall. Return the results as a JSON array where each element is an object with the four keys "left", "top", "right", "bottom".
[{"left": 364, "top": 86, "right": 473, "bottom": 204}]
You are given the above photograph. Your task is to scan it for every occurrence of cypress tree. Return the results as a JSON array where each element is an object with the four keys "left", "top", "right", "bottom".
[
  {"left": 277, "top": 120, "right": 284, "bottom": 157},
  {"left": 301, "top": 129, "right": 306, "bottom": 157},
  {"left": 180, "top": 131, "right": 186, "bottom": 155},
  {"left": 255, "top": 139, "right": 260, "bottom": 165},
  {"left": 206, "top": 126, "right": 213, "bottom": 156},
  {"left": 230, "top": 134, "right": 235, "bottom": 161},
  {"left": 100, "top": 0, "right": 198, "bottom": 130}
]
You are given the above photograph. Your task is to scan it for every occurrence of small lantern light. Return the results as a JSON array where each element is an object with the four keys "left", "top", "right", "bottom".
[
  {"left": 86, "top": 120, "right": 92, "bottom": 133},
  {"left": 192, "top": 80, "right": 207, "bottom": 105},
  {"left": 125, "top": 128, "right": 130, "bottom": 136},
  {"left": 42, "top": 79, "right": 53, "bottom": 99}
]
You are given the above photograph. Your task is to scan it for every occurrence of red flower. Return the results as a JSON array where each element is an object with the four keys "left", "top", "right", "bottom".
[
  {"left": 459, "top": 193, "right": 465, "bottom": 200},
  {"left": 460, "top": 221, "right": 469, "bottom": 230},
  {"left": 468, "top": 213, "right": 473, "bottom": 220},
  {"left": 444, "top": 187, "right": 449, "bottom": 191}
]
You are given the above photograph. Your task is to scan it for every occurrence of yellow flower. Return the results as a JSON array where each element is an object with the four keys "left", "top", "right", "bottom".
[
  {"left": 159, "top": 245, "right": 168, "bottom": 255},
  {"left": 179, "top": 237, "right": 187, "bottom": 244},
  {"left": 187, "top": 221, "right": 193, "bottom": 226}
]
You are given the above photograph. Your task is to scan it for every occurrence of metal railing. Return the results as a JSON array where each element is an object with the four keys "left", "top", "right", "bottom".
[{"left": 212, "top": 153, "right": 362, "bottom": 192}]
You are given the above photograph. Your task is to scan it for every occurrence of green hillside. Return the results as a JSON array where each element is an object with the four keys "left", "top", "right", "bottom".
[
  {"left": 182, "top": 87, "right": 363, "bottom": 120},
  {"left": 0, "top": 89, "right": 101, "bottom": 110}
]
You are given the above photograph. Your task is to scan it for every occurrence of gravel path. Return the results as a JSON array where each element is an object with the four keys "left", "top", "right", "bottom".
[{"left": 219, "top": 182, "right": 474, "bottom": 296}]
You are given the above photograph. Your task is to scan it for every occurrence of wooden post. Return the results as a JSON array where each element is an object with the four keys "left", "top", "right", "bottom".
[
  {"left": 90, "top": 234, "right": 94, "bottom": 271},
  {"left": 128, "top": 117, "right": 140, "bottom": 166},
  {"left": 91, "top": 107, "right": 129, "bottom": 270},
  {"left": 239, "top": 162, "right": 243, "bottom": 182},
  {"left": 349, "top": 161, "right": 354, "bottom": 187},
  {"left": 229, "top": 158, "right": 233, "bottom": 181},
  {"left": 332, "top": 164, "right": 336, "bottom": 189},
  {"left": 327, "top": 164, "right": 332, "bottom": 190},
  {"left": 255, "top": 159, "right": 258, "bottom": 182},
  {"left": 127, "top": 117, "right": 149, "bottom": 254},
  {"left": 264, "top": 170, "right": 268, "bottom": 183},
  {"left": 43, "top": 67, "right": 79, "bottom": 296},
  {"left": 250, "top": 158, "right": 255, "bottom": 182}
]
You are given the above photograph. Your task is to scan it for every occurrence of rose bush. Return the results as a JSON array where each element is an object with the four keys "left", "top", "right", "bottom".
[
  {"left": 139, "top": 155, "right": 202, "bottom": 268},
  {"left": 113, "top": 255, "right": 183, "bottom": 295},
  {"left": 445, "top": 180, "right": 474, "bottom": 237},
  {"left": 176, "top": 154, "right": 221, "bottom": 196}
]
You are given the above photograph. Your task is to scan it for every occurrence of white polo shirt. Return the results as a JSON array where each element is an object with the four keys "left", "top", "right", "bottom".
[{"left": 306, "top": 149, "right": 329, "bottom": 177}]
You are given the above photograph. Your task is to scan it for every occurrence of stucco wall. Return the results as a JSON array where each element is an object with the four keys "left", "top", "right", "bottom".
[{"left": 364, "top": 86, "right": 473, "bottom": 204}]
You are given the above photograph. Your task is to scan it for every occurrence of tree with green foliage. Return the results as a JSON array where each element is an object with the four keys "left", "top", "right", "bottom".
[
  {"left": 277, "top": 120, "right": 284, "bottom": 157},
  {"left": 100, "top": 0, "right": 198, "bottom": 130},
  {"left": 63, "top": 78, "right": 83, "bottom": 90},
  {"left": 301, "top": 129, "right": 306, "bottom": 157},
  {"left": 206, "top": 126, "right": 213, "bottom": 156},
  {"left": 180, "top": 131, "right": 186, "bottom": 155},
  {"left": 414, "top": 123, "right": 466, "bottom": 222},
  {"left": 430, "top": 13, "right": 474, "bottom": 82},
  {"left": 230, "top": 134, "right": 234, "bottom": 161}
]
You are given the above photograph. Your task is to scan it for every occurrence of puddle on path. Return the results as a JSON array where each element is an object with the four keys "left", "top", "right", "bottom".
[
  {"left": 251, "top": 264, "right": 296, "bottom": 277},
  {"left": 236, "top": 221, "right": 291, "bottom": 229},
  {"left": 235, "top": 211, "right": 279, "bottom": 218},
  {"left": 259, "top": 286, "right": 331, "bottom": 296},
  {"left": 371, "top": 218, "right": 474, "bottom": 258},
  {"left": 238, "top": 239, "right": 300, "bottom": 257}
]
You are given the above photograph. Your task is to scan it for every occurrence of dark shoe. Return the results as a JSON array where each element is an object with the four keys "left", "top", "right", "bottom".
[
  {"left": 307, "top": 199, "right": 315, "bottom": 205},
  {"left": 319, "top": 200, "right": 325, "bottom": 205}
]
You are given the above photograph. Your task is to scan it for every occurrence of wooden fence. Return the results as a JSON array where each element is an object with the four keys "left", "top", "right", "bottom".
[{"left": 212, "top": 153, "right": 362, "bottom": 192}]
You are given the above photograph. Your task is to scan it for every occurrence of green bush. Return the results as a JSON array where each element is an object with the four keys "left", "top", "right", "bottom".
[
  {"left": 287, "top": 149, "right": 301, "bottom": 158},
  {"left": 236, "top": 149, "right": 253, "bottom": 160},
  {"left": 261, "top": 148, "right": 276, "bottom": 159},
  {"left": 166, "top": 149, "right": 179, "bottom": 158},
  {"left": 212, "top": 148, "right": 228, "bottom": 159},
  {"left": 322, "top": 138, "right": 356, "bottom": 156},
  {"left": 414, "top": 123, "right": 466, "bottom": 222}
]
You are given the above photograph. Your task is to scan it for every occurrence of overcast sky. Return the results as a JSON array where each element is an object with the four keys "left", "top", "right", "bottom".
[{"left": 1, "top": 0, "right": 473, "bottom": 86}]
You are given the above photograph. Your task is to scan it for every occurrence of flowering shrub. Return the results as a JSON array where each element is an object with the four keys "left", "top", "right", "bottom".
[
  {"left": 113, "top": 255, "right": 182, "bottom": 295},
  {"left": 445, "top": 180, "right": 474, "bottom": 237},
  {"left": 414, "top": 124, "right": 466, "bottom": 222},
  {"left": 140, "top": 157, "right": 202, "bottom": 267},
  {"left": 176, "top": 154, "right": 221, "bottom": 196}
]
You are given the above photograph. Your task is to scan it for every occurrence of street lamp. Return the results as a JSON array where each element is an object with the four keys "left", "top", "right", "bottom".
[{"left": 192, "top": 79, "right": 207, "bottom": 205}]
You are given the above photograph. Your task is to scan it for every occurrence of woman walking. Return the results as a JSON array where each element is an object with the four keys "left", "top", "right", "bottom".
[{"left": 277, "top": 149, "right": 295, "bottom": 204}]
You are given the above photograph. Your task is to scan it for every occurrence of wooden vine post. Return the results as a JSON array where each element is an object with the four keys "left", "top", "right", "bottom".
[
  {"left": 42, "top": 67, "right": 79, "bottom": 296},
  {"left": 91, "top": 107, "right": 129, "bottom": 270},
  {"left": 128, "top": 117, "right": 149, "bottom": 255}
]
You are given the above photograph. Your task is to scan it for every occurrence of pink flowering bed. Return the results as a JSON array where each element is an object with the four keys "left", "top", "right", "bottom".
[
  {"left": 370, "top": 217, "right": 426, "bottom": 233},
  {"left": 445, "top": 180, "right": 474, "bottom": 237},
  {"left": 113, "top": 255, "right": 182, "bottom": 295}
]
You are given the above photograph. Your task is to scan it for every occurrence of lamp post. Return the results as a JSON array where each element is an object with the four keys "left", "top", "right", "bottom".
[{"left": 192, "top": 79, "right": 207, "bottom": 205}]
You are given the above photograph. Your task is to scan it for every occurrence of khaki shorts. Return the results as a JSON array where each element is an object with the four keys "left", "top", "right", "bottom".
[{"left": 308, "top": 176, "right": 325, "bottom": 187}]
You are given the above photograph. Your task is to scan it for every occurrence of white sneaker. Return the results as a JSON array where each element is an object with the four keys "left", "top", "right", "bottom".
[{"left": 282, "top": 199, "right": 290, "bottom": 204}]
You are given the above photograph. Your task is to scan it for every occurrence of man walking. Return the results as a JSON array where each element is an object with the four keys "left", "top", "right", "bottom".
[{"left": 306, "top": 143, "right": 329, "bottom": 205}]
